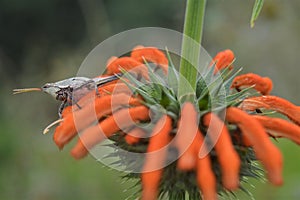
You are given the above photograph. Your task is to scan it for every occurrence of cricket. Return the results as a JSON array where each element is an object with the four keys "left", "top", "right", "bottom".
[{"left": 13, "top": 74, "right": 121, "bottom": 133}]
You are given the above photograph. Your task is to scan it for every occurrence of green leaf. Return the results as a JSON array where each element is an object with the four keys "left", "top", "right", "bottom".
[
  {"left": 118, "top": 74, "right": 157, "bottom": 104},
  {"left": 166, "top": 48, "right": 179, "bottom": 94},
  {"left": 222, "top": 67, "right": 243, "bottom": 92},
  {"left": 250, "top": 0, "right": 264, "bottom": 28},
  {"left": 196, "top": 75, "right": 207, "bottom": 97},
  {"left": 208, "top": 67, "right": 232, "bottom": 96},
  {"left": 143, "top": 59, "right": 164, "bottom": 96},
  {"left": 143, "top": 59, "right": 178, "bottom": 104},
  {"left": 225, "top": 86, "right": 255, "bottom": 106},
  {"left": 198, "top": 67, "right": 231, "bottom": 100},
  {"left": 118, "top": 68, "right": 144, "bottom": 88},
  {"left": 203, "top": 63, "right": 216, "bottom": 83}
]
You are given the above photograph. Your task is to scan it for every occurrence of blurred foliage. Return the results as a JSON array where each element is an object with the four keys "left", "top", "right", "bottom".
[
  {"left": 250, "top": 0, "right": 264, "bottom": 28},
  {"left": 1, "top": 0, "right": 300, "bottom": 199}
]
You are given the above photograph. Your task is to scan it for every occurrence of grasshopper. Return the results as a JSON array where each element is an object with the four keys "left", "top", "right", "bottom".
[{"left": 13, "top": 74, "right": 121, "bottom": 118}]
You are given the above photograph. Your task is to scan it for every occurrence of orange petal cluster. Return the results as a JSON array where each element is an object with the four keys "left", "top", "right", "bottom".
[{"left": 52, "top": 46, "right": 300, "bottom": 200}]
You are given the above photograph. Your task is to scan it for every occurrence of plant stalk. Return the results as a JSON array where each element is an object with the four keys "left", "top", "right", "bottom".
[{"left": 178, "top": 0, "right": 206, "bottom": 102}]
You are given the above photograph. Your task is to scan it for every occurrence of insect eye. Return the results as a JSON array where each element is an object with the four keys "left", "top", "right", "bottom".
[{"left": 42, "top": 83, "right": 52, "bottom": 89}]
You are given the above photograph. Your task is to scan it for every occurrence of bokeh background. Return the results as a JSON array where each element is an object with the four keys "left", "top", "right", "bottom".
[{"left": 1, "top": 0, "right": 300, "bottom": 199}]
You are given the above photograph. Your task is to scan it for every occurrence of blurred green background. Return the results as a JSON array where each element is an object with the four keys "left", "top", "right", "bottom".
[{"left": 1, "top": 0, "right": 300, "bottom": 199}]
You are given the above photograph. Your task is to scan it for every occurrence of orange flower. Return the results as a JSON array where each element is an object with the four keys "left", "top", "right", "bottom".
[{"left": 45, "top": 47, "right": 300, "bottom": 199}]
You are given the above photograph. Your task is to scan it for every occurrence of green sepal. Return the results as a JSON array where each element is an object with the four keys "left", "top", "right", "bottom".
[{"left": 166, "top": 48, "right": 179, "bottom": 94}]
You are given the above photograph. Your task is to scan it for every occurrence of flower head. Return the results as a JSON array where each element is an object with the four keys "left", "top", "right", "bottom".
[{"left": 51, "top": 46, "right": 300, "bottom": 200}]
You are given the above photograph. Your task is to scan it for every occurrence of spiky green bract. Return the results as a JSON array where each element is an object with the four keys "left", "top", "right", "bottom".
[{"left": 105, "top": 55, "right": 264, "bottom": 200}]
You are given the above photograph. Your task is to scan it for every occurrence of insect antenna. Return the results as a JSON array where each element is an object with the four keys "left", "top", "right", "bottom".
[
  {"left": 43, "top": 119, "right": 64, "bottom": 134},
  {"left": 13, "top": 88, "right": 42, "bottom": 94}
]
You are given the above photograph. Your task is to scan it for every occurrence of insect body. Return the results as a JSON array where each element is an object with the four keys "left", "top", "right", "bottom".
[{"left": 13, "top": 74, "right": 121, "bottom": 117}]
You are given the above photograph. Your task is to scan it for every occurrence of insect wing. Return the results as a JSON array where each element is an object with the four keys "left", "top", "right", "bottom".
[
  {"left": 71, "top": 79, "right": 97, "bottom": 103},
  {"left": 93, "top": 74, "right": 121, "bottom": 86}
]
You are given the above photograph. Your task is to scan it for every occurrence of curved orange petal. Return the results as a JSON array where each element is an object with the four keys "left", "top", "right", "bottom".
[
  {"left": 195, "top": 129, "right": 217, "bottom": 200},
  {"left": 226, "top": 107, "right": 283, "bottom": 185},
  {"left": 211, "top": 49, "right": 234, "bottom": 73},
  {"left": 106, "top": 56, "right": 149, "bottom": 80},
  {"left": 203, "top": 112, "right": 240, "bottom": 190},
  {"left": 175, "top": 102, "right": 199, "bottom": 171},
  {"left": 131, "top": 46, "right": 168, "bottom": 74},
  {"left": 253, "top": 115, "right": 300, "bottom": 145},
  {"left": 141, "top": 115, "right": 173, "bottom": 200},
  {"left": 232, "top": 129, "right": 252, "bottom": 147},
  {"left": 71, "top": 106, "right": 150, "bottom": 159},
  {"left": 231, "top": 73, "right": 273, "bottom": 95},
  {"left": 54, "top": 93, "right": 142, "bottom": 149},
  {"left": 73, "top": 82, "right": 132, "bottom": 109},
  {"left": 240, "top": 96, "right": 300, "bottom": 125},
  {"left": 125, "top": 127, "right": 146, "bottom": 145}
]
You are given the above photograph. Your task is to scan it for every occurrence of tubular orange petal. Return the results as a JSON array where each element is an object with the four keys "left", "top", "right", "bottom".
[
  {"left": 231, "top": 73, "right": 273, "bottom": 95},
  {"left": 195, "top": 130, "right": 217, "bottom": 200},
  {"left": 106, "top": 57, "right": 150, "bottom": 80},
  {"left": 203, "top": 112, "right": 240, "bottom": 190},
  {"left": 61, "top": 106, "right": 73, "bottom": 117},
  {"left": 226, "top": 107, "right": 283, "bottom": 185},
  {"left": 211, "top": 49, "right": 235, "bottom": 73},
  {"left": 54, "top": 94, "right": 142, "bottom": 149},
  {"left": 125, "top": 127, "right": 146, "bottom": 145},
  {"left": 131, "top": 46, "right": 169, "bottom": 74},
  {"left": 253, "top": 115, "right": 300, "bottom": 145},
  {"left": 73, "top": 82, "right": 132, "bottom": 108},
  {"left": 232, "top": 130, "right": 253, "bottom": 147},
  {"left": 240, "top": 96, "right": 300, "bottom": 125},
  {"left": 176, "top": 102, "right": 199, "bottom": 171},
  {"left": 71, "top": 106, "right": 150, "bottom": 159},
  {"left": 141, "top": 115, "right": 173, "bottom": 200}
]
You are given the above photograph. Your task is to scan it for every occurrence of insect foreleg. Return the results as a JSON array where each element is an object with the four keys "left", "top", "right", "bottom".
[{"left": 58, "top": 100, "right": 67, "bottom": 118}]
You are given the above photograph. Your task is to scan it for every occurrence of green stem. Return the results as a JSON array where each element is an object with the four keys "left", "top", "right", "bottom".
[{"left": 178, "top": 0, "right": 206, "bottom": 102}]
